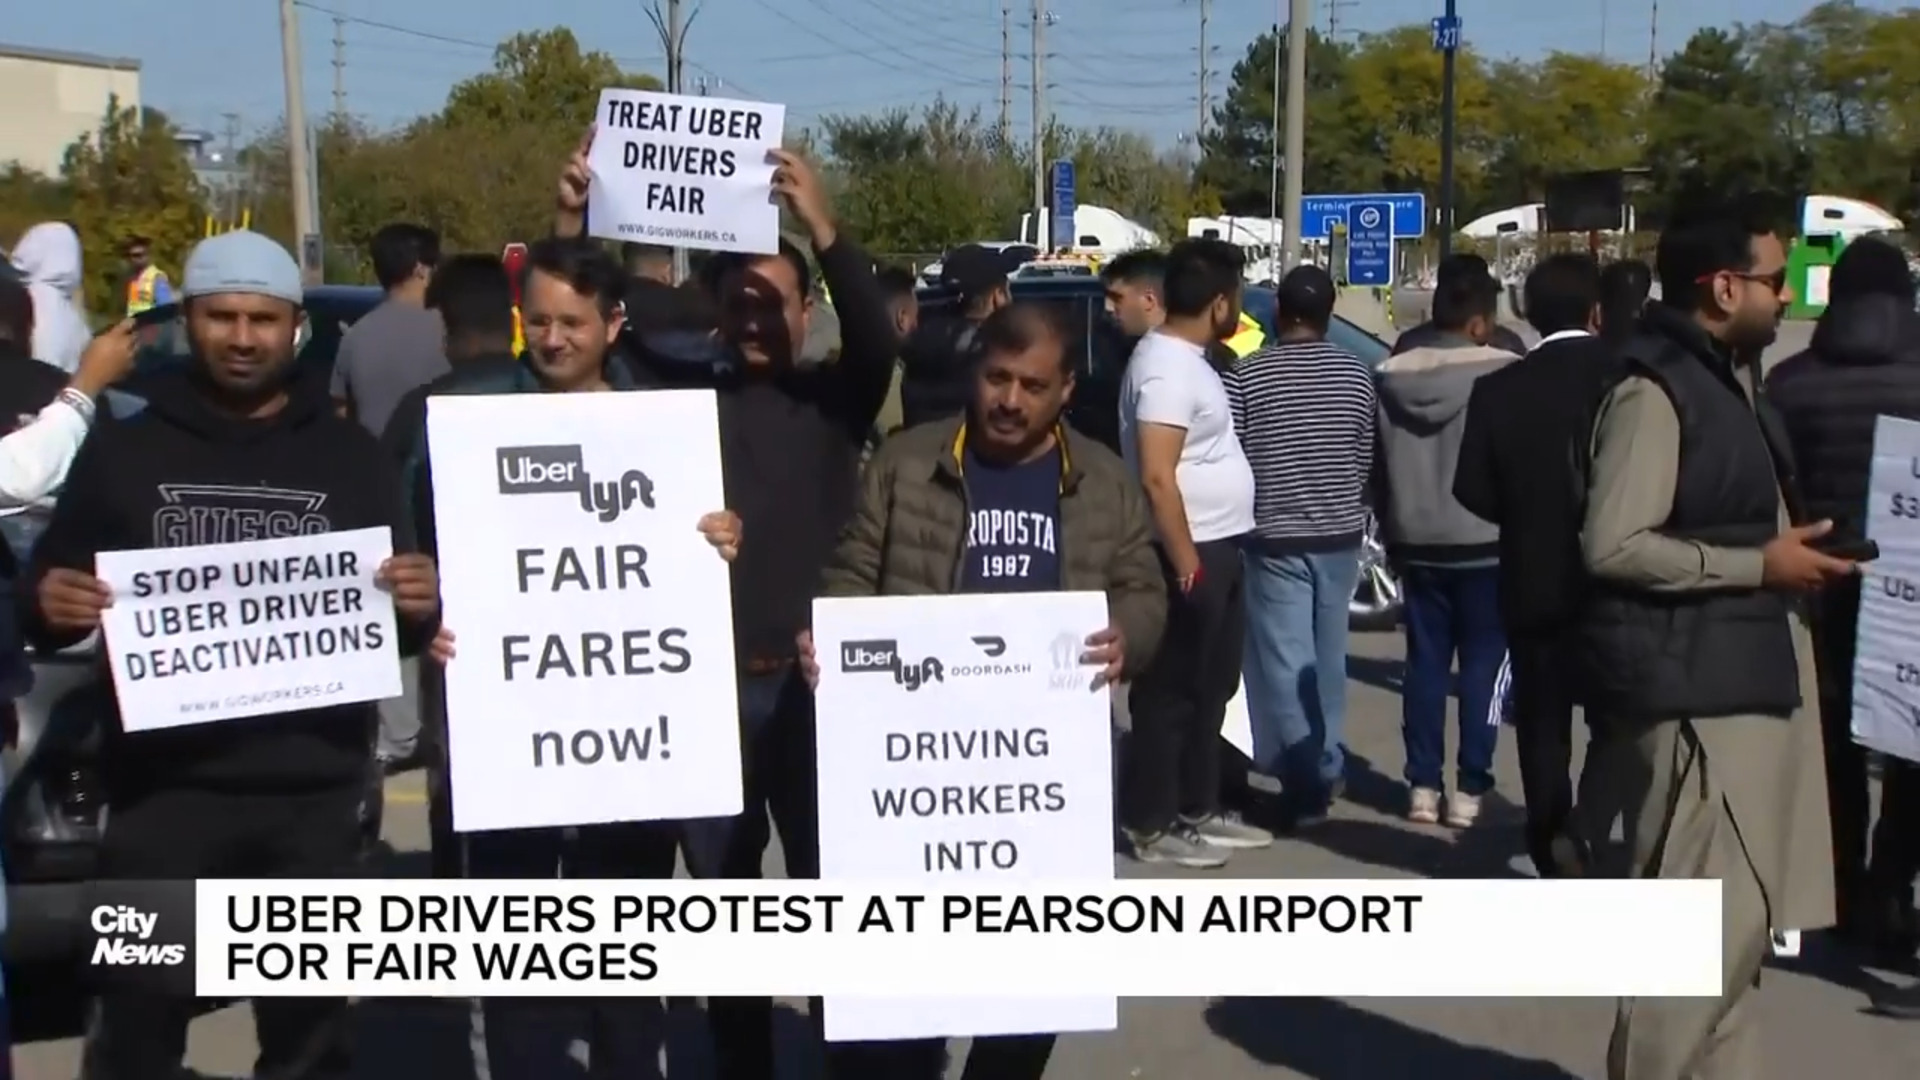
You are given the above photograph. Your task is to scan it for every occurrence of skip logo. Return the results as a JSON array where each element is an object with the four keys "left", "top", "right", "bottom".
[
  {"left": 840, "top": 638, "right": 945, "bottom": 692},
  {"left": 89, "top": 904, "right": 185, "bottom": 966},
  {"left": 496, "top": 445, "right": 657, "bottom": 523},
  {"left": 1049, "top": 631, "right": 1085, "bottom": 692}
]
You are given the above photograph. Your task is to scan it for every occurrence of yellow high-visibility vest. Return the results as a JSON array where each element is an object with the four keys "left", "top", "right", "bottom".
[
  {"left": 512, "top": 306, "right": 525, "bottom": 355},
  {"left": 1224, "top": 311, "right": 1264, "bottom": 359},
  {"left": 126, "top": 265, "right": 166, "bottom": 316}
]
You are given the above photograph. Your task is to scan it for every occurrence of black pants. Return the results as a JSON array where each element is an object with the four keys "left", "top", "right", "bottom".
[
  {"left": 1122, "top": 539, "right": 1246, "bottom": 835},
  {"left": 86, "top": 784, "right": 363, "bottom": 1080},
  {"left": 826, "top": 1032, "right": 1057, "bottom": 1080},
  {"left": 677, "top": 667, "right": 823, "bottom": 1080},
  {"left": 463, "top": 822, "right": 681, "bottom": 1079},
  {"left": 1508, "top": 633, "right": 1579, "bottom": 870}
]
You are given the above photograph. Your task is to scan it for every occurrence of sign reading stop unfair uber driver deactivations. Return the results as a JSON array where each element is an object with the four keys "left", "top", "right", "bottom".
[{"left": 586, "top": 87, "right": 787, "bottom": 256}]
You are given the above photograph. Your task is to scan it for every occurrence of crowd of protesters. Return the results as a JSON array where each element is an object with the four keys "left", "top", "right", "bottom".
[{"left": 2, "top": 140, "right": 1918, "bottom": 1080}]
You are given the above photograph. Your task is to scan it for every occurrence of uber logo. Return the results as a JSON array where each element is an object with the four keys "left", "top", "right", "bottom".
[
  {"left": 497, "top": 445, "right": 585, "bottom": 494},
  {"left": 840, "top": 639, "right": 900, "bottom": 673}
]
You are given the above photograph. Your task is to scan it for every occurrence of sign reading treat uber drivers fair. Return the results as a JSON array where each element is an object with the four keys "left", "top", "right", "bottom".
[
  {"left": 586, "top": 87, "right": 786, "bottom": 256},
  {"left": 811, "top": 591, "right": 1117, "bottom": 1043},
  {"left": 426, "top": 390, "right": 742, "bottom": 832},
  {"left": 95, "top": 528, "right": 403, "bottom": 731}
]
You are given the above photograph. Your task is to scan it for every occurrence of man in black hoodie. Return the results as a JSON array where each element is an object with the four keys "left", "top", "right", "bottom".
[
  {"left": 898, "top": 244, "right": 1022, "bottom": 428},
  {"left": 553, "top": 130, "right": 895, "bottom": 1080},
  {"left": 1766, "top": 235, "right": 1920, "bottom": 974},
  {"left": 23, "top": 230, "right": 444, "bottom": 1080},
  {"left": 1393, "top": 254, "right": 1529, "bottom": 357}
]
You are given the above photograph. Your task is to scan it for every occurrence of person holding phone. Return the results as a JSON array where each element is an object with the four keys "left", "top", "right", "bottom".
[{"left": 1576, "top": 200, "right": 1854, "bottom": 1078}]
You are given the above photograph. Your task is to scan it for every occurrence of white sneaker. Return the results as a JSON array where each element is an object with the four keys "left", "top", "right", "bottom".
[
  {"left": 1444, "top": 791, "right": 1482, "bottom": 829},
  {"left": 1407, "top": 786, "right": 1441, "bottom": 824}
]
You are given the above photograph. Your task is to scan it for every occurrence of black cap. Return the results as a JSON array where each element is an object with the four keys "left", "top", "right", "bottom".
[
  {"left": 939, "top": 244, "right": 1024, "bottom": 296},
  {"left": 1276, "top": 264, "right": 1336, "bottom": 322}
]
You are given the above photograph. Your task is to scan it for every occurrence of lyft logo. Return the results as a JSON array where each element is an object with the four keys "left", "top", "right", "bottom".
[
  {"left": 496, "top": 445, "right": 658, "bottom": 523},
  {"left": 839, "top": 638, "right": 944, "bottom": 692}
]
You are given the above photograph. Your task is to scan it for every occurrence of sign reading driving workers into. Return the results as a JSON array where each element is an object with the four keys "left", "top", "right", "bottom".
[
  {"left": 1852, "top": 414, "right": 1920, "bottom": 764},
  {"left": 95, "top": 528, "right": 402, "bottom": 732},
  {"left": 426, "top": 390, "right": 742, "bottom": 832},
  {"left": 811, "top": 591, "right": 1117, "bottom": 1043},
  {"left": 585, "top": 87, "right": 787, "bottom": 256}
]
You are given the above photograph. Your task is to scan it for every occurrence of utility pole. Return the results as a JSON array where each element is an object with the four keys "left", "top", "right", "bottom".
[
  {"left": 1438, "top": 0, "right": 1459, "bottom": 259},
  {"left": 648, "top": 0, "right": 697, "bottom": 282},
  {"left": 331, "top": 17, "right": 346, "bottom": 126},
  {"left": 279, "top": 0, "right": 318, "bottom": 285},
  {"left": 1029, "top": 1, "right": 1045, "bottom": 218},
  {"left": 1197, "top": 0, "right": 1210, "bottom": 140},
  {"left": 1280, "top": 0, "right": 1308, "bottom": 271},
  {"left": 1646, "top": 0, "right": 1659, "bottom": 80},
  {"left": 999, "top": 4, "right": 1011, "bottom": 145},
  {"left": 1327, "top": 0, "right": 1357, "bottom": 37},
  {"left": 222, "top": 112, "right": 242, "bottom": 226}
]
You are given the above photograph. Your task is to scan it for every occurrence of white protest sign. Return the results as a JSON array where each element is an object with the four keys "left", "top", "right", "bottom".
[
  {"left": 1223, "top": 679, "right": 1254, "bottom": 758},
  {"left": 812, "top": 592, "right": 1117, "bottom": 1043},
  {"left": 95, "top": 528, "right": 401, "bottom": 731},
  {"left": 1853, "top": 414, "right": 1920, "bottom": 764},
  {"left": 426, "top": 390, "right": 742, "bottom": 832},
  {"left": 586, "top": 87, "right": 785, "bottom": 256}
]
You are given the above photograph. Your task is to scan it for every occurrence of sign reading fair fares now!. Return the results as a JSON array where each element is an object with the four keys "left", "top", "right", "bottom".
[
  {"left": 94, "top": 528, "right": 403, "bottom": 731},
  {"left": 586, "top": 87, "right": 786, "bottom": 256},
  {"left": 812, "top": 591, "right": 1117, "bottom": 1043},
  {"left": 426, "top": 390, "right": 742, "bottom": 832}
]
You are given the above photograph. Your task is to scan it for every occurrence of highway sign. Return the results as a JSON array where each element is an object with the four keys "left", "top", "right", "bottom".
[
  {"left": 1299, "top": 193, "right": 1426, "bottom": 240},
  {"left": 1431, "top": 15, "right": 1462, "bottom": 51},
  {"left": 1049, "top": 160, "right": 1077, "bottom": 250},
  {"left": 1345, "top": 202, "right": 1394, "bottom": 287}
]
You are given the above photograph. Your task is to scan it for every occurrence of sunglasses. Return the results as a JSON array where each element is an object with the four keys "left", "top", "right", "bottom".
[{"left": 1696, "top": 268, "right": 1788, "bottom": 293}]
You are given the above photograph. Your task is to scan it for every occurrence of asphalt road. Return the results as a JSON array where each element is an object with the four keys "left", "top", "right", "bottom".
[{"left": 14, "top": 624, "right": 1918, "bottom": 1080}]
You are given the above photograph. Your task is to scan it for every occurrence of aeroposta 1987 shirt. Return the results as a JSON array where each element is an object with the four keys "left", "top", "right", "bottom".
[{"left": 959, "top": 442, "right": 1062, "bottom": 592}]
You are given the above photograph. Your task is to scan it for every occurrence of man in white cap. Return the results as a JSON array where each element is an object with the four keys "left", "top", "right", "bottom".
[{"left": 22, "top": 230, "right": 451, "bottom": 1080}]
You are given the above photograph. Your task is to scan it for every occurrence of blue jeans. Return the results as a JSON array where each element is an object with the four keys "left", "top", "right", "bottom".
[
  {"left": 1399, "top": 563, "right": 1506, "bottom": 796},
  {"left": 1242, "top": 548, "right": 1360, "bottom": 802}
]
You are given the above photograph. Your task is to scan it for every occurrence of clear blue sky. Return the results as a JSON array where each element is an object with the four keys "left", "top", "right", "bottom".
[{"left": 9, "top": 0, "right": 1870, "bottom": 147}]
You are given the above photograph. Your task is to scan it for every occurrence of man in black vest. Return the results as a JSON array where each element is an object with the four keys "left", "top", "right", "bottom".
[{"left": 1577, "top": 199, "right": 1858, "bottom": 1078}]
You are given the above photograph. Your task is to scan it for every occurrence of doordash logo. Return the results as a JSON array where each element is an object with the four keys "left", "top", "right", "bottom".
[{"left": 496, "top": 445, "right": 658, "bottom": 523}]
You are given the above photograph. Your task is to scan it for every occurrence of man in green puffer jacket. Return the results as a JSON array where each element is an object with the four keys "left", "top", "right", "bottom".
[{"left": 796, "top": 300, "right": 1166, "bottom": 1080}]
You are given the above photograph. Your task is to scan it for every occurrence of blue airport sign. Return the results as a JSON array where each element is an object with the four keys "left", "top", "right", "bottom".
[
  {"left": 1431, "top": 14, "right": 1462, "bottom": 52},
  {"left": 1048, "top": 160, "right": 1077, "bottom": 250},
  {"left": 1300, "top": 192, "right": 1426, "bottom": 240},
  {"left": 1345, "top": 201, "right": 1394, "bottom": 287}
]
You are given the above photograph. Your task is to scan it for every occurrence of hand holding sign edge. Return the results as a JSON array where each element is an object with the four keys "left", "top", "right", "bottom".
[
  {"left": 39, "top": 567, "right": 112, "bottom": 632},
  {"left": 376, "top": 554, "right": 441, "bottom": 620},
  {"left": 1082, "top": 625, "right": 1125, "bottom": 690},
  {"left": 796, "top": 630, "right": 819, "bottom": 691}
]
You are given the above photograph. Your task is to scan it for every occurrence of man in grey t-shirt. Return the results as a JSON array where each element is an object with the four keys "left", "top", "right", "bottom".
[
  {"left": 330, "top": 223, "right": 446, "bottom": 438},
  {"left": 330, "top": 223, "right": 443, "bottom": 774}
]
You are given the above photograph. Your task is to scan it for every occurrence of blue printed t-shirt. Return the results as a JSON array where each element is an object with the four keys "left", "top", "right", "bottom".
[{"left": 960, "top": 442, "right": 1062, "bottom": 592}]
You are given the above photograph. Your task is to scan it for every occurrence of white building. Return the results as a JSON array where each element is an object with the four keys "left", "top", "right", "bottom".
[{"left": 0, "top": 43, "right": 141, "bottom": 177}]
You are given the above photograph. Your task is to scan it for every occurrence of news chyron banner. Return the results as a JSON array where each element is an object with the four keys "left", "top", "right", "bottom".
[{"left": 166, "top": 880, "right": 1725, "bottom": 999}]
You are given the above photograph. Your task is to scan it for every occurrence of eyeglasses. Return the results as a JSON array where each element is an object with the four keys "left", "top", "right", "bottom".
[{"left": 1696, "top": 268, "right": 1788, "bottom": 292}]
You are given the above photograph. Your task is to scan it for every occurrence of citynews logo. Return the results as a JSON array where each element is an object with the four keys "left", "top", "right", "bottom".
[
  {"left": 90, "top": 904, "right": 185, "bottom": 966},
  {"left": 840, "top": 639, "right": 945, "bottom": 692},
  {"left": 496, "top": 444, "right": 658, "bottom": 523}
]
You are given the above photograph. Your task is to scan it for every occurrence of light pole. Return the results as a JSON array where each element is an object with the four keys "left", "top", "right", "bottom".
[
  {"left": 1432, "top": 3, "right": 1461, "bottom": 260},
  {"left": 1279, "top": 0, "right": 1308, "bottom": 271}
]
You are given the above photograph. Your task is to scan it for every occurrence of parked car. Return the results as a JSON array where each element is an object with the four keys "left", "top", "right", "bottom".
[
  {"left": 1, "top": 284, "right": 382, "bottom": 970},
  {"left": 915, "top": 275, "right": 1402, "bottom": 631}
]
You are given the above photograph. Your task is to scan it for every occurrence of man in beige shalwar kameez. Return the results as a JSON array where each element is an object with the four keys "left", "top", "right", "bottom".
[{"left": 1578, "top": 203, "right": 1847, "bottom": 1080}]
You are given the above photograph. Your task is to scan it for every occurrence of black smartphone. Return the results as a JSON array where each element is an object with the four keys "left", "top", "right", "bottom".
[
  {"left": 131, "top": 302, "right": 181, "bottom": 329},
  {"left": 1816, "top": 536, "right": 1880, "bottom": 562}
]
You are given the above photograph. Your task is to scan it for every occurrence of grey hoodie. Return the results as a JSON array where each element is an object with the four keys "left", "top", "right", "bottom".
[{"left": 1374, "top": 336, "right": 1518, "bottom": 564}]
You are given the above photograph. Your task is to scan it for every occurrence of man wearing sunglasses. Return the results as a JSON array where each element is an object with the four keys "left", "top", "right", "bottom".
[{"left": 1574, "top": 198, "right": 1853, "bottom": 1079}]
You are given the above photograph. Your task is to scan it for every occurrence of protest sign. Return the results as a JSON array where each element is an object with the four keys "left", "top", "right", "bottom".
[
  {"left": 585, "top": 87, "right": 786, "bottom": 256},
  {"left": 426, "top": 390, "right": 742, "bottom": 832},
  {"left": 812, "top": 591, "right": 1117, "bottom": 1042},
  {"left": 1853, "top": 414, "right": 1920, "bottom": 764},
  {"left": 95, "top": 528, "right": 401, "bottom": 731},
  {"left": 1223, "top": 679, "right": 1254, "bottom": 758}
]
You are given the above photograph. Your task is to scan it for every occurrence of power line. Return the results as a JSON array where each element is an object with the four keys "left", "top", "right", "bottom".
[{"left": 1326, "top": 0, "right": 1359, "bottom": 38}]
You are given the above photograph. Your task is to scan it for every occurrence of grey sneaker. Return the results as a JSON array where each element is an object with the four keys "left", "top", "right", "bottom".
[
  {"left": 1129, "top": 827, "right": 1229, "bottom": 868},
  {"left": 1184, "top": 810, "right": 1274, "bottom": 850}
]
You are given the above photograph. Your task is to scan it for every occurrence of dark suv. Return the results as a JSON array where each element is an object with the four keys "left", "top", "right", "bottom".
[
  {"left": 914, "top": 275, "right": 1401, "bottom": 630},
  {"left": 1, "top": 285, "right": 381, "bottom": 971}
]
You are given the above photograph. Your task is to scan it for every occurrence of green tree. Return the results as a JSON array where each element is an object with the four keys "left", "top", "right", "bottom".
[
  {"left": 1197, "top": 26, "right": 1361, "bottom": 216},
  {"left": 1480, "top": 54, "right": 1647, "bottom": 211},
  {"left": 62, "top": 97, "right": 204, "bottom": 316}
]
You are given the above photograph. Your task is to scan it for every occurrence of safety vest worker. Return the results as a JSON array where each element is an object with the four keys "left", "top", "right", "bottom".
[
  {"left": 125, "top": 263, "right": 173, "bottom": 317},
  {"left": 1223, "top": 310, "right": 1264, "bottom": 359},
  {"left": 512, "top": 306, "right": 525, "bottom": 355}
]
